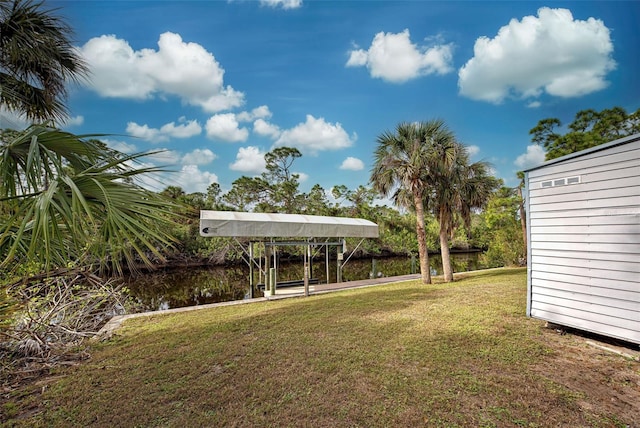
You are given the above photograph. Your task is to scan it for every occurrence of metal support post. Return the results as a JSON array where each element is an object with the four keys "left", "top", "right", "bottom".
[
  {"left": 249, "top": 242, "right": 254, "bottom": 298},
  {"left": 269, "top": 267, "right": 276, "bottom": 296}
]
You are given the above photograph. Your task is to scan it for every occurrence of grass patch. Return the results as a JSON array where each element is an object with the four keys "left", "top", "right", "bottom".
[{"left": 4, "top": 268, "right": 639, "bottom": 427}]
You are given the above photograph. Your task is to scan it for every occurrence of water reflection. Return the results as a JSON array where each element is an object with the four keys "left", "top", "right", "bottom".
[{"left": 126, "top": 253, "right": 483, "bottom": 311}]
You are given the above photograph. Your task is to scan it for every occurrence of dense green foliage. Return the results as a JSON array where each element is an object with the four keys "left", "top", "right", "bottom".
[
  {"left": 472, "top": 186, "right": 525, "bottom": 267},
  {"left": 530, "top": 106, "right": 640, "bottom": 160}
]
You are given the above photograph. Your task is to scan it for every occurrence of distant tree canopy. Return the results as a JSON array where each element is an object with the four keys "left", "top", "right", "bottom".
[
  {"left": 530, "top": 106, "right": 640, "bottom": 161},
  {"left": 222, "top": 147, "right": 304, "bottom": 213}
]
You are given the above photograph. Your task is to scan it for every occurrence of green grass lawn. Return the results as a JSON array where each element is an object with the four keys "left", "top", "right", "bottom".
[{"left": 4, "top": 268, "right": 639, "bottom": 427}]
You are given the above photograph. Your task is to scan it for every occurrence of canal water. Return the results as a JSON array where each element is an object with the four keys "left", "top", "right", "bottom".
[{"left": 126, "top": 253, "right": 484, "bottom": 311}]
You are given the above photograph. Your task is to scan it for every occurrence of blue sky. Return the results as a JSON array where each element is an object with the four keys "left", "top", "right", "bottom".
[{"left": 14, "top": 1, "right": 640, "bottom": 196}]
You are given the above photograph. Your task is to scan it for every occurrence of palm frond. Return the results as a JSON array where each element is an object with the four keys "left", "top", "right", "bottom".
[
  {"left": 0, "top": 0, "right": 88, "bottom": 122},
  {"left": 0, "top": 127, "right": 180, "bottom": 274}
]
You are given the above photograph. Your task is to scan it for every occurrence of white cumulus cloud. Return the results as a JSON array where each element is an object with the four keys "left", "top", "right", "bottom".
[
  {"left": 126, "top": 118, "right": 201, "bottom": 142},
  {"left": 123, "top": 158, "right": 217, "bottom": 194},
  {"left": 274, "top": 115, "right": 356, "bottom": 154},
  {"left": 339, "top": 157, "right": 365, "bottom": 171},
  {"left": 80, "top": 32, "right": 244, "bottom": 112},
  {"left": 63, "top": 115, "right": 84, "bottom": 127},
  {"left": 181, "top": 148, "right": 217, "bottom": 166},
  {"left": 466, "top": 145, "right": 481, "bottom": 158},
  {"left": 458, "top": 7, "right": 616, "bottom": 103},
  {"left": 173, "top": 164, "right": 219, "bottom": 193},
  {"left": 229, "top": 146, "right": 267, "bottom": 173},
  {"left": 205, "top": 113, "right": 249, "bottom": 142},
  {"left": 515, "top": 144, "right": 546, "bottom": 169},
  {"left": 253, "top": 118, "right": 281, "bottom": 139},
  {"left": 237, "top": 105, "right": 273, "bottom": 122},
  {"left": 346, "top": 29, "right": 454, "bottom": 83},
  {"left": 126, "top": 123, "right": 164, "bottom": 142},
  {"left": 260, "top": 0, "right": 302, "bottom": 9},
  {"left": 161, "top": 118, "right": 202, "bottom": 138}
]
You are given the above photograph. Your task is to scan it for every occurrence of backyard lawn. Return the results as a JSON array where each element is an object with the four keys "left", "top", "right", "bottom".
[{"left": 3, "top": 268, "right": 639, "bottom": 427}]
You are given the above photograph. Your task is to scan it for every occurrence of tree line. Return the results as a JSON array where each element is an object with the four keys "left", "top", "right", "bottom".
[{"left": 159, "top": 134, "right": 512, "bottom": 286}]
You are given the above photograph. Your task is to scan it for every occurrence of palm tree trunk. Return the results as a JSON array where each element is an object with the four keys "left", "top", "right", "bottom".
[
  {"left": 439, "top": 224, "right": 454, "bottom": 282},
  {"left": 413, "top": 192, "right": 431, "bottom": 284},
  {"left": 516, "top": 186, "right": 527, "bottom": 261}
]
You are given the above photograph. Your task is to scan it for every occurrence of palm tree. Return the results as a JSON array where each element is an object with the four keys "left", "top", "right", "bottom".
[
  {"left": 0, "top": 125, "right": 178, "bottom": 275},
  {"left": 428, "top": 141, "right": 499, "bottom": 282},
  {"left": 0, "top": 0, "right": 87, "bottom": 123},
  {"left": 371, "top": 120, "right": 455, "bottom": 284}
]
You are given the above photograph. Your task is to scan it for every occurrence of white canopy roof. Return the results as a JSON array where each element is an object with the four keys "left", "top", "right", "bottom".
[{"left": 200, "top": 211, "right": 379, "bottom": 238}]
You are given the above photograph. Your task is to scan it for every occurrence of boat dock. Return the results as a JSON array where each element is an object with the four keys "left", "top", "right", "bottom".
[{"left": 266, "top": 273, "right": 421, "bottom": 297}]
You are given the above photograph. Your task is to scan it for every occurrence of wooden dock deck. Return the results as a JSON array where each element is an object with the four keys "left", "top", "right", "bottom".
[{"left": 264, "top": 273, "right": 422, "bottom": 297}]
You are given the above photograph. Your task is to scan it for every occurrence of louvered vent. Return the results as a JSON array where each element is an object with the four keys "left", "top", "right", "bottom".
[{"left": 540, "top": 176, "right": 580, "bottom": 188}]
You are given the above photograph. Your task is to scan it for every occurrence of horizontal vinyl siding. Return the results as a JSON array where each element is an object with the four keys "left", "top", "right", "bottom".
[
  {"left": 529, "top": 195, "right": 639, "bottom": 213},
  {"left": 529, "top": 308, "right": 640, "bottom": 344},
  {"left": 531, "top": 262, "right": 637, "bottom": 283},
  {"left": 531, "top": 254, "right": 640, "bottom": 273},
  {"left": 531, "top": 224, "right": 640, "bottom": 236},
  {"left": 531, "top": 248, "right": 638, "bottom": 263},
  {"left": 532, "top": 283, "right": 639, "bottom": 311},
  {"left": 530, "top": 185, "right": 640, "bottom": 207},
  {"left": 532, "top": 277, "right": 638, "bottom": 303},
  {"left": 527, "top": 136, "right": 640, "bottom": 344},
  {"left": 528, "top": 144, "right": 640, "bottom": 184},
  {"left": 532, "top": 294, "right": 639, "bottom": 322},
  {"left": 530, "top": 241, "right": 640, "bottom": 254},
  {"left": 532, "top": 270, "right": 638, "bottom": 293},
  {"left": 528, "top": 212, "right": 639, "bottom": 224}
]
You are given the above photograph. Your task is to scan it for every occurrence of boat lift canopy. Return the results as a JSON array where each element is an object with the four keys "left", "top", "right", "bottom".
[
  {"left": 199, "top": 211, "right": 378, "bottom": 239},
  {"left": 199, "top": 211, "right": 379, "bottom": 296}
]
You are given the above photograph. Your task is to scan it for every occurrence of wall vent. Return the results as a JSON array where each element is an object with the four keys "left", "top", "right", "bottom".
[
  {"left": 540, "top": 176, "right": 581, "bottom": 188},
  {"left": 567, "top": 176, "right": 581, "bottom": 184}
]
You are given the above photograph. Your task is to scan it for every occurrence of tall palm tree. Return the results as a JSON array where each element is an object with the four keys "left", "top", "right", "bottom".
[
  {"left": 428, "top": 141, "right": 499, "bottom": 282},
  {"left": 371, "top": 120, "right": 455, "bottom": 284},
  {"left": 0, "top": 0, "right": 87, "bottom": 123},
  {"left": 0, "top": 125, "right": 178, "bottom": 275}
]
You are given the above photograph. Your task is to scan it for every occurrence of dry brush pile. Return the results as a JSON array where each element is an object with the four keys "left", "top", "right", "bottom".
[{"left": 0, "top": 272, "right": 138, "bottom": 389}]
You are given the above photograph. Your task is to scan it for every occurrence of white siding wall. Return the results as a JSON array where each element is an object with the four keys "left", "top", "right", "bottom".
[{"left": 526, "top": 136, "right": 640, "bottom": 344}]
